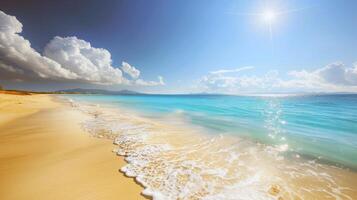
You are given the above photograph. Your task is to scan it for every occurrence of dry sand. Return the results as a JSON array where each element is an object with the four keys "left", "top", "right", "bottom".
[{"left": 0, "top": 94, "right": 145, "bottom": 200}]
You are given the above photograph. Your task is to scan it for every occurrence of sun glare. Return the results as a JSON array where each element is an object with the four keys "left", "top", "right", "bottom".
[{"left": 263, "top": 10, "right": 276, "bottom": 23}]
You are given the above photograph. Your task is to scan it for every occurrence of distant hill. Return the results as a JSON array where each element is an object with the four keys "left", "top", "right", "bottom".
[{"left": 55, "top": 88, "right": 143, "bottom": 95}]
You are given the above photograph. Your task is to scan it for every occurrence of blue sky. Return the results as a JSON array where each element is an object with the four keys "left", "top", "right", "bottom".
[{"left": 0, "top": 0, "right": 357, "bottom": 93}]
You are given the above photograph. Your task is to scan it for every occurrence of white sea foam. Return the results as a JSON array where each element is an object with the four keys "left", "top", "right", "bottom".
[{"left": 65, "top": 98, "right": 356, "bottom": 200}]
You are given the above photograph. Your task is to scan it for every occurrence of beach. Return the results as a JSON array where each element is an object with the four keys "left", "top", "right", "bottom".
[
  {"left": 1, "top": 0, "right": 356, "bottom": 199},
  {"left": 0, "top": 93, "right": 356, "bottom": 200},
  {"left": 0, "top": 93, "right": 145, "bottom": 200}
]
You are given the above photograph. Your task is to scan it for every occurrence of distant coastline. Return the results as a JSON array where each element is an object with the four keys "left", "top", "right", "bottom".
[{"left": 1, "top": 87, "right": 357, "bottom": 97}]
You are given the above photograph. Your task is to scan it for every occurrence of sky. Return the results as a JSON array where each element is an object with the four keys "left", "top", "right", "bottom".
[{"left": 0, "top": 0, "right": 357, "bottom": 94}]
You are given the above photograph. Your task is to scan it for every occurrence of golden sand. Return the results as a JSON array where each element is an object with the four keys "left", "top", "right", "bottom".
[
  {"left": 1, "top": 93, "right": 356, "bottom": 200},
  {"left": 0, "top": 94, "right": 145, "bottom": 200}
]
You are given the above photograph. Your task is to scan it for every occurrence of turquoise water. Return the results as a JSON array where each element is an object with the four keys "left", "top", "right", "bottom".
[{"left": 67, "top": 94, "right": 357, "bottom": 169}]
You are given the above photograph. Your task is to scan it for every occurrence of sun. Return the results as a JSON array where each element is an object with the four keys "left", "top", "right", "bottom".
[{"left": 263, "top": 10, "right": 276, "bottom": 23}]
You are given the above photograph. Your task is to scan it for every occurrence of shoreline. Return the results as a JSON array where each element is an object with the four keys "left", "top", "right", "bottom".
[
  {"left": 67, "top": 94, "right": 357, "bottom": 171},
  {"left": 70, "top": 94, "right": 357, "bottom": 200},
  {"left": 0, "top": 94, "right": 145, "bottom": 200},
  {"left": 1, "top": 93, "right": 356, "bottom": 199}
]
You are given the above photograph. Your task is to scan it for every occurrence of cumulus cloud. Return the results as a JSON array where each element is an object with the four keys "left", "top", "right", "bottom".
[
  {"left": 43, "top": 36, "right": 126, "bottom": 84},
  {"left": 199, "top": 63, "right": 357, "bottom": 94},
  {"left": 0, "top": 11, "right": 77, "bottom": 81},
  {"left": 288, "top": 62, "right": 357, "bottom": 87},
  {"left": 0, "top": 10, "right": 164, "bottom": 87},
  {"left": 0, "top": 10, "right": 22, "bottom": 33},
  {"left": 121, "top": 62, "right": 140, "bottom": 79}
]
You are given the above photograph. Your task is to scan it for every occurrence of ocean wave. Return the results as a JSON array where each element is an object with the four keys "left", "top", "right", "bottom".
[{"left": 67, "top": 98, "right": 357, "bottom": 200}]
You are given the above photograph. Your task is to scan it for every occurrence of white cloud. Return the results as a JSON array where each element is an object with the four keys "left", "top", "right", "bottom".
[
  {"left": 199, "top": 63, "right": 357, "bottom": 94},
  {"left": 288, "top": 62, "right": 357, "bottom": 86},
  {"left": 209, "top": 66, "right": 254, "bottom": 75},
  {"left": 121, "top": 62, "right": 140, "bottom": 79},
  {"left": 135, "top": 76, "right": 165, "bottom": 86},
  {"left": 0, "top": 10, "right": 22, "bottom": 33},
  {"left": 43, "top": 36, "right": 127, "bottom": 84},
  {"left": 0, "top": 10, "right": 164, "bottom": 87},
  {"left": 0, "top": 11, "right": 77, "bottom": 81},
  {"left": 199, "top": 66, "right": 255, "bottom": 91}
]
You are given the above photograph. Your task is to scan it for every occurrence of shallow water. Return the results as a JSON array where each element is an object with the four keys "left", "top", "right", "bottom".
[{"left": 64, "top": 94, "right": 357, "bottom": 199}]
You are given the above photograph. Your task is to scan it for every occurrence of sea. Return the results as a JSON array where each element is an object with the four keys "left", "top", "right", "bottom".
[{"left": 64, "top": 94, "right": 357, "bottom": 200}]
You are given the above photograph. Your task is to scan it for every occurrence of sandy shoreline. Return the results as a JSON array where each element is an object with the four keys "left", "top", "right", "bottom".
[
  {"left": 0, "top": 94, "right": 145, "bottom": 200},
  {"left": 1, "top": 93, "right": 356, "bottom": 199}
]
